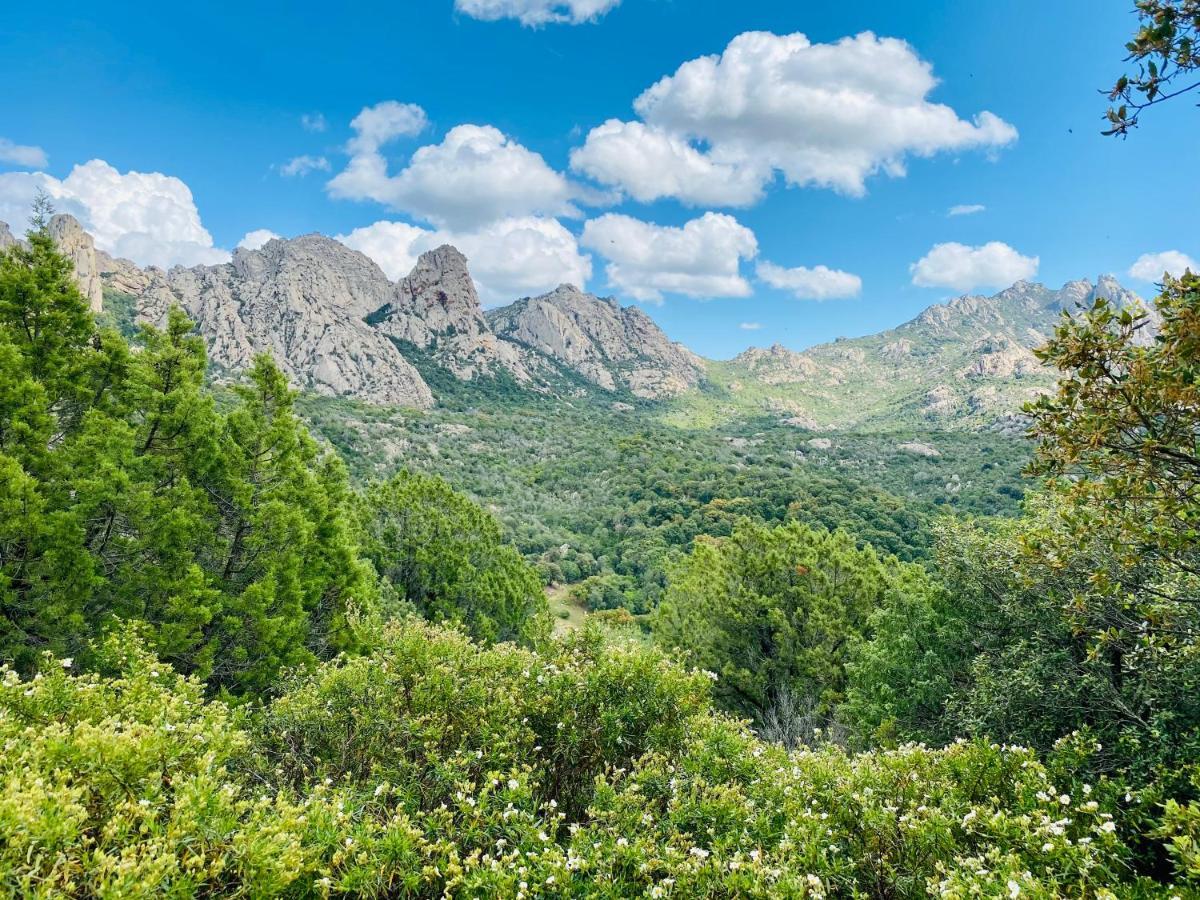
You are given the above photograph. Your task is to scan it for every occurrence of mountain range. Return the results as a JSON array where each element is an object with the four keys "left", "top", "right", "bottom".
[{"left": 3, "top": 214, "right": 1154, "bottom": 431}]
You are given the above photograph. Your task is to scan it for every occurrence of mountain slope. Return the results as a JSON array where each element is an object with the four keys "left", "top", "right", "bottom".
[
  {"left": 4, "top": 214, "right": 1157, "bottom": 429},
  {"left": 675, "top": 276, "right": 1152, "bottom": 431},
  {"left": 487, "top": 284, "right": 705, "bottom": 399}
]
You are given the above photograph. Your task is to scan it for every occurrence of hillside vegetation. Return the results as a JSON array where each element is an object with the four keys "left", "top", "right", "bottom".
[{"left": 1, "top": 223, "right": 1198, "bottom": 896}]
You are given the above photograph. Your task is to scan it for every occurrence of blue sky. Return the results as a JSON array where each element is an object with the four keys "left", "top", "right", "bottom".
[{"left": 1, "top": 0, "right": 1197, "bottom": 358}]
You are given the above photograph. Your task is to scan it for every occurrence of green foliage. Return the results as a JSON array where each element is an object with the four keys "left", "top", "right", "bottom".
[
  {"left": 1104, "top": 0, "right": 1200, "bottom": 135},
  {"left": 358, "top": 470, "right": 549, "bottom": 644},
  {"left": 0, "top": 633, "right": 312, "bottom": 897},
  {"left": 0, "top": 625, "right": 1182, "bottom": 898},
  {"left": 1028, "top": 273, "right": 1200, "bottom": 581},
  {"left": 654, "top": 518, "right": 926, "bottom": 723},
  {"left": 303, "top": 392, "right": 1030, "bottom": 616},
  {"left": 0, "top": 232, "right": 374, "bottom": 695},
  {"left": 848, "top": 503, "right": 1200, "bottom": 786}
]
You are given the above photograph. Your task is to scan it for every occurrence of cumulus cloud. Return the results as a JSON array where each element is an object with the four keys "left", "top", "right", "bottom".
[
  {"left": 0, "top": 137, "right": 48, "bottom": 169},
  {"left": 455, "top": 0, "right": 620, "bottom": 26},
  {"left": 280, "top": 155, "right": 330, "bottom": 177},
  {"left": 238, "top": 229, "right": 282, "bottom": 250},
  {"left": 345, "top": 101, "right": 428, "bottom": 154},
  {"left": 910, "top": 241, "right": 1038, "bottom": 292},
  {"left": 300, "top": 112, "right": 328, "bottom": 133},
  {"left": 1128, "top": 250, "right": 1197, "bottom": 281},
  {"left": 328, "top": 107, "right": 576, "bottom": 229},
  {"left": 572, "top": 31, "right": 1017, "bottom": 205},
  {"left": 570, "top": 120, "right": 768, "bottom": 206},
  {"left": 739, "top": 321, "right": 763, "bottom": 330},
  {"left": 335, "top": 220, "right": 433, "bottom": 280},
  {"left": 0, "top": 160, "right": 228, "bottom": 268},
  {"left": 580, "top": 211, "right": 757, "bottom": 303},
  {"left": 338, "top": 216, "right": 591, "bottom": 304},
  {"left": 948, "top": 203, "right": 985, "bottom": 216},
  {"left": 757, "top": 260, "right": 862, "bottom": 300}
]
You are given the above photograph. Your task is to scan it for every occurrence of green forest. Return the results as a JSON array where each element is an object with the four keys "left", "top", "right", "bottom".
[
  {"left": 4, "top": 3, "right": 1200, "bottom": 889},
  {"left": 2, "top": 197, "right": 1200, "bottom": 898}
]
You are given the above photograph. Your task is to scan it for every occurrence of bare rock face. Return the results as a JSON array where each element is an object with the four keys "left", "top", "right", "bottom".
[
  {"left": 46, "top": 215, "right": 105, "bottom": 314},
  {"left": 371, "top": 245, "right": 532, "bottom": 381},
  {"left": 488, "top": 284, "right": 705, "bottom": 398},
  {"left": 0, "top": 221, "right": 15, "bottom": 250},
  {"left": 732, "top": 343, "right": 820, "bottom": 384},
  {"left": 96, "top": 249, "right": 155, "bottom": 297},
  {"left": 133, "top": 235, "right": 433, "bottom": 407},
  {"left": 961, "top": 334, "right": 1041, "bottom": 379}
]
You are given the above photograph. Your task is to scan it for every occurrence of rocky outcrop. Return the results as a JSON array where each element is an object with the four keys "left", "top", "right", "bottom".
[
  {"left": 732, "top": 343, "right": 819, "bottom": 384},
  {"left": 961, "top": 335, "right": 1040, "bottom": 379},
  {"left": 487, "top": 284, "right": 705, "bottom": 399},
  {"left": 0, "top": 215, "right": 104, "bottom": 312},
  {"left": 370, "top": 245, "right": 532, "bottom": 381},
  {"left": 138, "top": 236, "right": 433, "bottom": 407},
  {"left": 47, "top": 215, "right": 104, "bottom": 313}
]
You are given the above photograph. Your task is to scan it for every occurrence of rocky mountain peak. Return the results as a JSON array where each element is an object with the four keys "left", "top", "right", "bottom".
[
  {"left": 488, "top": 285, "right": 704, "bottom": 399},
  {"left": 230, "top": 233, "right": 394, "bottom": 319},
  {"left": 114, "top": 232, "right": 433, "bottom": 407},
  {"left": 367, "top": 244, "right": 536, "bottom": 382},
  {"left": 0, "top": 221, "right": 15, "bottom": 250},
  {"left": 732, "top": 343, "right": 819, "bottom": 385},
  {"left": 43, "top": 215, "right": 105, "bottom": 313}
]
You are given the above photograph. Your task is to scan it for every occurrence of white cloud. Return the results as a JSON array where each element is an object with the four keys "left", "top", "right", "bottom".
[
  {"left": 455, "top": 0, "right": 620, "bottom": 26},
  {"left": 329, "top": 110, "right": 576, "bottom": 230},
  {"left": 910, "top": 241, "right": 1038, "bottom": 291},
  {"left": 300, "top": 112, "right": 328, "bottom": 133},
  {"left": 335, "top": 220, "right": 433, "bottom": 280},
  {"left": 337, "top": 216, "right": 591, "bottom": 304},
  {"left": 345, "top": 101, "right": 428, "bottom": 154},
  {"left": 580, "top": 211, "right": 757, "bottom": 303},
  {"left": 280, "top": 155, "right": 330, "bottom": 177},
  {"left": 0, "top": 138, "right": 48, "bottom": 169},
  {"left": 739, "top": 321, "right": 763, "bottom": 330},
  {"left": 238, "top": 229, "right": 282, "bottom": 250},
  {"left": 0, "top": 160, "right": 229, "bottom": 268},
  {"left": 570, "top": 120, "right": 767, "bottom": 206},
  {"left": 948, "top": 203, "right": 985, "bottom": 216},
  {"left": 1128, "top": 250, "right": 1197, "bottom": 281},
  {"left": 757, "top": 260, "right": 862, "bottom": 300},
  {"left": 572, "top": 31, "right": 1017, "bottom": 204}
]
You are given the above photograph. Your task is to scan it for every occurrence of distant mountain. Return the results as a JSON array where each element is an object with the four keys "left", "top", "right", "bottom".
[
  {"left": 6, "top": 214, "right": 1157, "bottom": 429},
  {"left": 697, "top": 276, "right": 1154, "bottom": 431},
  {"left": 487, "top": 284, "right": 705, "bottom": 399}
]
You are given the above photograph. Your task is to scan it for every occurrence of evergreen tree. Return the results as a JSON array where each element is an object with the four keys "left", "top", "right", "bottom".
[
  {"left": 358, "top": 470, "right": 548, "bottom": 645},
  {"left": 0, "top": 224, "right": 374, "bottom": 694},
  {"left": 653, "top": 518, "right": 913, "bottom": 722}
]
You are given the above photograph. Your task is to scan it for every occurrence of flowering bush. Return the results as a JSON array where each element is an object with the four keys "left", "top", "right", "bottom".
[{"left": 0, "top": 624, "right": 1187, "bottom": 897}]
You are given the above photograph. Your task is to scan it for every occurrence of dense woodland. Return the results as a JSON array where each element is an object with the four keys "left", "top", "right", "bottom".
[{"left": 1, "top": 182, "right": 1199, "bottom": 896}]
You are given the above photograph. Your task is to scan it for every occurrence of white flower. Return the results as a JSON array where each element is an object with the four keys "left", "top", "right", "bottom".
[
  {"left": 1100, "top": 820, "right": 1117, "bottom": 833},
  {"left": 1059, "top": 794, "right": 1071, "bottom": 805},
  {"left": 1008, "top": 880, "right": 1021, "bottom": 898},
  {"left": 689, "top": 847, "right": 710, "bottom": 859},
  {"left": 616, "top": 838, "right": 628, "bottom": 847},
  {"left": 59, "top": 657, "right": 73, "bottom": 668},
  {"left": 508, "top": 779, "right": 519, "bottom": 790},
  {"left": 961, "top": 810, "right": 977, "bottom": 825}
]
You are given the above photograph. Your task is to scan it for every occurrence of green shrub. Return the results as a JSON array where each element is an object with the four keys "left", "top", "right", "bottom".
[{"left": 0, "top": 625, "right": 1186, "bottom": 897}]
